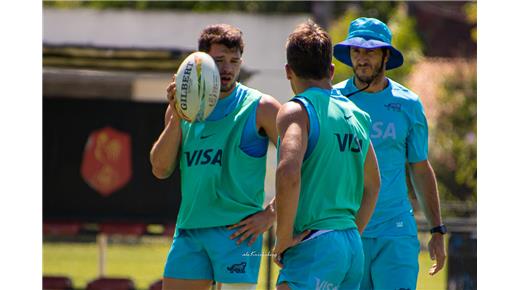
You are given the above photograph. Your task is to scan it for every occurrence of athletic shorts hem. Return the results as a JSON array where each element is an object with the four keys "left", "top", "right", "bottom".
[
  {"left": 215, "top": 278, "right": 259, "bottom": 284},
  {"left": 163, "top": 273, "right": 213, "bottom": 280}
]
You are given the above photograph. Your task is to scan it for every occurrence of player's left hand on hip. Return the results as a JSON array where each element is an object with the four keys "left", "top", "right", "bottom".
[
  {"left": 227, "top": 208, "right": 276, "bottom": 246},
  {"left": 428, "top": 233, "right": 446, "bottom": 275},
  {"left": 272, "top": 230, "right": 310, "bottom": 268}
]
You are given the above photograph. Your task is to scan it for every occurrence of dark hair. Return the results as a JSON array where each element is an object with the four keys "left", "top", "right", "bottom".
[
  {"left": 198, "top": 24, "right": 244, "bottom": 55},
  {"left": 286, "top": 20, "right": 332, "bottom": 80}
]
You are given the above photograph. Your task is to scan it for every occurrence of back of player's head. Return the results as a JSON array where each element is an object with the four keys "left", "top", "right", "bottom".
[
  {"left": 286, "top": 20, "right": 332, "bottom": 80},
  {"left": 198, "top": 24, "right": 244, "bottom": 55}
]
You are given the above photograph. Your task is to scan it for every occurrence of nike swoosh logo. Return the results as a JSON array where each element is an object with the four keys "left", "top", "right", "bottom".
[
  {"left": 344, "top": 115, "right": 353, "bottom": 120},
  {"left": 200, "top": 134, "right": 214, "bottom": 139}
]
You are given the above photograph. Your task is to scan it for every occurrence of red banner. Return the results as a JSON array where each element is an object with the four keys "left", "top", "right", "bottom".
[{"left": 81, "top": 127, "right": 132, "bottom": 196}]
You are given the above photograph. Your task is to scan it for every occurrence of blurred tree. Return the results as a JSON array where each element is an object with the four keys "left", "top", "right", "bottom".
[
  {"left": 329, "top": 2, "right": 423, "bottom": 85},
  {"left": 328, "top": 8, "right": 358, "bottom": 84},
  {"left": 385, "top": 3, "right": 423, "bottom": 84},
  {"left": 464, "top": 2, "right": 477, "bottom": 42},
  {"left": 430, "top": 66, "right": 477, "bottom": 208},
  {"left": 356, "top": 1, "right": 396, "bottom": 23},
  {"left": 43, "top": 1, "right": 312, "bottom": 14}
]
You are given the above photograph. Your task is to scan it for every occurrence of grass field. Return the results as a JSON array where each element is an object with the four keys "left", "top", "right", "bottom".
[{"left": 43, "top": 234, "right": 446, "bottom": 290}]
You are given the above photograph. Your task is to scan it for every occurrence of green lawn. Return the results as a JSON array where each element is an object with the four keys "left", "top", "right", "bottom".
[{"left": 43, "top": 235, "right": 446, "bottom": 290}]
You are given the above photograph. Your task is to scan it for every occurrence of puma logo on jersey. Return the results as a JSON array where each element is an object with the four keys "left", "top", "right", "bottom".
[
  {"left": 185, "top": 149, "right": 223, "bottom": 167},
  {"left": 384, "top": 103, "right": 402, "bottom": 112},
  {"left": 314, "top": 277, "right": 338, "bottom": 290},
  {"left": 334, "top": 133, "right": 363, "bottom": 153},
  {"left": 371, "top": 122, "right": 396, "bottom": 140}
]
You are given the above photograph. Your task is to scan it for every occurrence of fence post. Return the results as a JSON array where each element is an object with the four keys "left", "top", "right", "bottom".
[{"left": 97, "top": 233, "right": 107, "bottom": 277}]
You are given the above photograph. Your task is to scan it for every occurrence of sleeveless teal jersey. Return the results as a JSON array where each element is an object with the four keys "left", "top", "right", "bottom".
[
  {"left": 291, "top": 87, "right": 372, "bottom": 234},
  {"left": 177, "top": 85, "right": 266, "bottom": 229}
]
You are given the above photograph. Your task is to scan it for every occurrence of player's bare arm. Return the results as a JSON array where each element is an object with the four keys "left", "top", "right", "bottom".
[
  {"left": 355, "top": 141, "right": 381, "bottom": 234},
  {"left": 257, "top": 94, "right": 283, "bottom": 144},
  {"left": 227, "top": 94, "right": 281, "bottom": 246},
  {"left": 409, "top": 159, "right": 446, "bottom": 275},
  {"left": 273, "top": 101, "right": 311, "bottom": 267},
  {"left": 150, "top": 77, "right": 182, "bottom": 179}
]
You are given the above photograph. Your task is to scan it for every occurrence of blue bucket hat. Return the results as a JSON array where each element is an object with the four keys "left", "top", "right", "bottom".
[{"left": 333, "top": 17, "right": 404, "bottom": 70}]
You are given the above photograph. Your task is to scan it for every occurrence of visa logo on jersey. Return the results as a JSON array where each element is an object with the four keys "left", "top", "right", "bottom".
[
  {"left": 371, "top": 121, "right": 396, "bottom": 140},
  {"left": 184, "top": 149, "right": 223, "bottom": 167},
  {"left": 334, "top": 133, "right": 363, "bottom": 153}
]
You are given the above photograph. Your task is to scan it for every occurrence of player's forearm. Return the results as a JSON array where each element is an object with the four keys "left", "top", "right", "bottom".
[
  {"left": 356, "top": 177, "right": 380, "bottom": 233},
  {"left": 410, "top": 161, "right": 443, "bottom": 227},
  {"left": 150, "top": 119, "right": 182, "bottom": 179},
  {"left": 356, "top": 188, "right": 378, "bottom": 234},
  {"left": 356, "top": 142, "right": 380, "bottom": 233},
  {"left": 275, "top": 161, "right": 301, "bottom": 240}
]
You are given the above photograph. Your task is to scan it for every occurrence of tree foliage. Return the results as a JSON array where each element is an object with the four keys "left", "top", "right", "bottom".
[
  {"left": 464, "top": 2, "right": 477, "bottom": 42},
  {"left": 430, "top": 65, "right": 477, "bottom": 206},
  {"left": 43, "top": 1, "right": 312, "bottom": 14}
]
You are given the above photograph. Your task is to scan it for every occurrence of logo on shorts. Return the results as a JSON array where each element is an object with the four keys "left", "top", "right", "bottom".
[
  {"left": 314, "top": 277, "right": 338, "bottom": 290},
  {"left": 227, "top": 262, "right": 246, "bottom": 274}
]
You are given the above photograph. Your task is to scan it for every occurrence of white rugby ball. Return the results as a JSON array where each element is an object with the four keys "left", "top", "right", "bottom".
[{"left": 174, "top": 51, "right": 220, "bottom": 122}]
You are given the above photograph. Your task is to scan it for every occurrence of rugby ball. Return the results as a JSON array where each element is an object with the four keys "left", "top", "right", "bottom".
[{"left": 174, "top": 51, "right": 220, "bottom": 122}]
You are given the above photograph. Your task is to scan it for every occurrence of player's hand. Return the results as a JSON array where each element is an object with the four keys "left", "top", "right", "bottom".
[
  {"left": 428, "top": 233, "right": 446, "bottom": 275},
  {"left": 228, "top": 206, "right": 276, "bottom": 246},
  {"left": 166, "top": 75, "right": 182, "bottom": 124},
  {"left": 272, "top": 230, "right": 310, "bottom": 268},
  {"left": 166, "top": 74, "right": 177, "bottom": 107}
]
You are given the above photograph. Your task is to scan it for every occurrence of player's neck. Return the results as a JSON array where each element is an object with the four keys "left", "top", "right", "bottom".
[
  {"left": 294, "top": 78, "right": 332, "bottom": 95},
  {"left": 354, "top": 74, "right": 388, "bottom": 93},
  {"left": 219, "top": 82, "right": 238, "bottom": 99}
]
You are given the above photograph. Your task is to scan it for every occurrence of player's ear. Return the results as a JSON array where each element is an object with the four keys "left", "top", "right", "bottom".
[
  {"left": 285, "top": 63, "right": 293, "bottom": 80},
  {"left": 384, "top": 48, "right": 390, "bottom": 64}
]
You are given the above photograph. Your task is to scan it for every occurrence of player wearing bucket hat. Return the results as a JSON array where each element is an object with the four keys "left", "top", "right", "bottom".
[
  {"left": 333, "top": 17, "right": 403, "bottom": 70},
  {"left": 333, "top": 17, "right": 447, "bottom": 290}
]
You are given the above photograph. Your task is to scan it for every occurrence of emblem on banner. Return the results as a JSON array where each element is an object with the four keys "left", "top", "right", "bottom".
[{"left": 81, "top": 127, "right": 132, "bottom": 196}]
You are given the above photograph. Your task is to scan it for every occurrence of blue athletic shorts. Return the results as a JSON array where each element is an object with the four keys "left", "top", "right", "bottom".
[
  {"left": 277, "top": 228, "right": 364, "bottom": 290},
  {"left": 361, "top": 213, "right": 420, "bottom": 290},
  {"left": 163, "top": 226, "right": 263, "bottom": 283}
]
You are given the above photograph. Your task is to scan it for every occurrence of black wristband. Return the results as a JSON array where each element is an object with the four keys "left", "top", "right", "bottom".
[{"left": 430, "top": 224, "right": 447, "bottom": 235}]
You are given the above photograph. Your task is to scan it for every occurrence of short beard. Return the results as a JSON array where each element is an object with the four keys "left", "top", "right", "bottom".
[
  {"left": 354, "top": 64, "right": 384, "bottom": 85},
  {"left": 354, "top": 54, "right": 386, "bottom": 85},
  {"left": 220, "top": 83, "right": 235, "bottom": 93},
  {"left": 220, "top": 76, "right": 239, "bottom": 93}
]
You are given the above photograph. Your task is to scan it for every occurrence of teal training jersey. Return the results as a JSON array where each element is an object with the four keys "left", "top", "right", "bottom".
[
  {"left": 334, "top": 78, "right": 428, "bottom": 237},
  {"left": 177, "top": 84, "right": 266, "bottom": 229},
  {"left": 290, "top": 87, "right": 372, "bottom": 234}
]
